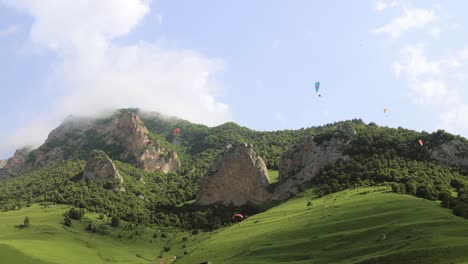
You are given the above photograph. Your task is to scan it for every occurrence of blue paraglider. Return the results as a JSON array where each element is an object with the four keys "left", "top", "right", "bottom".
[{"left": 315, "top": 82, "right": 322, "bottom": 97}]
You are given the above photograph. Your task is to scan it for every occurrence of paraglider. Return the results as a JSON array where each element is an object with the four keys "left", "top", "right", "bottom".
[
  {"left": 315, "top": 82, "right": 322, "bottom": 97},
  {"left": 418, "top": 139, "right": 424, "bottom": 146},
  {"left": 232, "top": 213, "right": 244, "bottom": 222},
  {"left": 173, "top": 127, "right": 181, "bottom": 137},
  {"left": 384, "top": 108, "right": 388, "bottom": 114}
]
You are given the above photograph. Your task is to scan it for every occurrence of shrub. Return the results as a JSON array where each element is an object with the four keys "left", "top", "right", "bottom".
[
  {"left": 111, "top": 216, "right": 120, "bottom": 227},
  {"left": 64, "top": 215, "right": 72, "bottom": 227},
  {"left": 23, "top": 216, "right": 30, "bottom": 227},
  {"left": 68, "top": 208, "right": 85, "bottom": 220}
]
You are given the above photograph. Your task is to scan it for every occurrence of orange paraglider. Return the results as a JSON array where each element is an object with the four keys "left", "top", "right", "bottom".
[
  {"left": 173, "top": 127, "right": 181, "bottom": 136},
  {"left": 232, "top": 213, "right": 244, "bottom": 222}
]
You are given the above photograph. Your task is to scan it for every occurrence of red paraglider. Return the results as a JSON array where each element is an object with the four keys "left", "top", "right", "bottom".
[
  {"left": 418, "top": 139, "right": 424, "bottom": 146},
  {"left": 173, "top": 128, "right": 181, "bottom": 136},
  {"left": 232, "top": 213, "right": 244, "bottom": 222}
]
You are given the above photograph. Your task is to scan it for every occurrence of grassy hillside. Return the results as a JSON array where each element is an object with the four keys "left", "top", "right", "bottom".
[
  {"left": 0, "top": 204, "right": 213, "bottom": 264},
  {"left": 177, "top": 186, "right": 468, "bottom": 264},
  {"left": 3, "top": 187, "right": 468, "bottom": 264},
  {"left": 268, "top": 170, "right": 280, "bottom": 184}
]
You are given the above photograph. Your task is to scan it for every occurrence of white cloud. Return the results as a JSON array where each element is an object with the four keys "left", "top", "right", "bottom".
[
  {"left": 393, "top": 44, "right": 468, "bottom": 133},
  {"left": 0, "top": 0, "right": 231, "bottom": 153},
  {"left": 439, "top": 104, "right": 468, "bottom": 135},
  {"left": 0, "top": 24, "right": 20, "bottom": 37},
  {"left": 392, "top": 44, "right": 440, "bottom": 78},
  {"left": 372, "top": 5, "right": 437, "bottom": 39},
  {"left": 375, "top": 0, "right": 400, "bottom": 11}
]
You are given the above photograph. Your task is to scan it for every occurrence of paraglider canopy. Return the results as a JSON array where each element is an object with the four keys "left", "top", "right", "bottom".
[
  {"left": 315, "top": 82, "right": 320, "bottom": 92},
  {"left": 232, "top": 213, "right": 244, "bottom": 221},
  {"left": 418, "top": 139, "right": 424, "bottom": 146},
  {"left": 173, "top": 127, "right": 181, "bottom": 136}
]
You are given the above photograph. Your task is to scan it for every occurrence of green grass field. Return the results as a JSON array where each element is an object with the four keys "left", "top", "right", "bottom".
[
  {"left": 0, "top": 205, "right": 213, "bottom": 264},
  {"left": 3, "top": 187, "right": 468, "bottom": 264},
  {"left": 268, "top": 170, "right": 280, "bottom": 184},
  {"left": 177, "top": 186, "right": 468, "bottom": 264}
]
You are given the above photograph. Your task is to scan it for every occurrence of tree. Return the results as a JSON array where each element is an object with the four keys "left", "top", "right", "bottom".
[
  {"left": 68, "top": 207, "right": 85, "bottom": 220},
  {"left": 439, "top": 190, "right": 455, "bottom": 208},
  {"left": 391, "top": 183, "right": 400, "bottom": 193},
  {"left": 24, "top": 216, "right": 30, "bottom": 227},
  {"left": 64, "top": 215, "right": 72, "bottom": 227},
  {"left": 453, "top": 203, "right": 468, "bottom": 219},
  {"left": 111, "top": 216, "right": 120, "bottom": 227}
]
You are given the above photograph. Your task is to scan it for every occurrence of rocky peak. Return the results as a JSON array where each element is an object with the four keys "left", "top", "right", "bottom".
[
  {"left": 430, "top": 139, "right": 468, "bottom": 167},
  {"left": 197, "top": 142, "right": 271, "bottom": 206},
  {"left": 0, "top": 147, "right": 32, "bottom": 178},
  {"left": 1, "top": 110, "right": 181, "bottom": 177},
  {"left": 105, "top": 111, "right": 181, "bottom": 173},
  {"left": 82, "top": 150, "right": 124, "bottom": 191},
  {"left": 273, "top": 135, "right": 350, "bottom": 200}
]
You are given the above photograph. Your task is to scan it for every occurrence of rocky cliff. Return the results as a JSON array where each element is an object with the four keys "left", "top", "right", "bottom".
[
  {"left": 0, "top": 148, "right": 32, "bottom": 178},
  {"left": 430, "top": 139, "right": 468, "bottom": 167},
  {"left": 273, "top": 135, "right": 350, "bottom": 200},
  {"left": 0, "top": 110, "right": 180, "bottom": 178},
  {"left": 197, "top": 143, "right": 271, "bottom": 206},
  {"left": 82, "top": 150, "right": 124, "bottom": 191},
  {"left": 103, "top": 111, "right": 181, "bottom": 172},
  {"left": 0, "top": 160, "right": 5, "bottom": 169}
]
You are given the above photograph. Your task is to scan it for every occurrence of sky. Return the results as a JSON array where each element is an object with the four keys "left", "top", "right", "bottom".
[{"left": 1, "top": 0, "right": 468, "bottom": 159}]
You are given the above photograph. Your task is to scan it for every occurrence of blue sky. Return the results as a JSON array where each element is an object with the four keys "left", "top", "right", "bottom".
[{"left": 1, "top": 0, "right": 468, "bottom": 159}]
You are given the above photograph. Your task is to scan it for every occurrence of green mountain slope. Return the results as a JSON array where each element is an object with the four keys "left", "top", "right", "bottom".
[
  {"left": 0, "top": 204, "right": 211, "bottom": 264},
  {"left": 178, "top": 186, "right": 468, "bottom": 264}
]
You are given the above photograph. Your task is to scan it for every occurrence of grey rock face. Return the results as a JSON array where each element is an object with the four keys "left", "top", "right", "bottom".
[
  {"left": 81, "top": 150, "right": 123, "bottom": 191},
  {"left": 273, "top": 136, "right": 350, "bottom": 200},
  {"left": 0, "top": 148, "right": 32, "bottom": 178},
  {"left": 430, "top": 139, "right": 468, "bottom": 167},
  {"left": 197, "top": 143, "right": 271, "bottom": 206}
]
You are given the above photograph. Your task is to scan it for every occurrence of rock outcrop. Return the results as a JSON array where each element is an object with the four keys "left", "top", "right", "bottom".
[
  {"left": 338, "top": 122, "right": 357, "bottom": 139},
  {"left": 430, "top": 139, "right": 468, "bottom": 167},
  {"left": 197, "top": 143, "right": 271, "bottom": 206},
  {"left": 0, "top": 160, "right": 7, "bottom": 169},
  {"left": 82, "top": 150, "right": 124, "bottom": 191},
  {"left": 0, "top": 110, "right": 181, "bottom": 177},
  {"left": 273, "top": 136, "right": 350, "bottom": 200},
  {"left": 103, "top": 111, "right": 181, "bottom": 173},
  {"left": 0, "top": 148, "right": 32, "bottom": 178}
]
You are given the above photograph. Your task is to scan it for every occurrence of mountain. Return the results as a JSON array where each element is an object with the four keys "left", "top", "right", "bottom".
[
  {"left": 1, "top": 109, "right": 468, "bottom": 263},
  {"left": 0, "top": 110, "right": 181, "bottom": 178}
]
